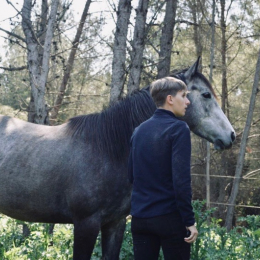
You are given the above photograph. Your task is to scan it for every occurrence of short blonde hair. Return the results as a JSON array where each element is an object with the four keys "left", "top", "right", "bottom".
[{"left": 150, "top": 77, "right": 187, "bottom": 107}]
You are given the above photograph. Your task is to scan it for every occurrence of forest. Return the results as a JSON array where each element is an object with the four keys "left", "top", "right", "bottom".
[{"left": 0, "top": 0, "right": 259, "bottom": 259}]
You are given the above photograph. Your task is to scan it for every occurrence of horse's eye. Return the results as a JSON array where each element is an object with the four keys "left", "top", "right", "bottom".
[{"left": 202, "top": 92, "right": 211, "bottom": 99}]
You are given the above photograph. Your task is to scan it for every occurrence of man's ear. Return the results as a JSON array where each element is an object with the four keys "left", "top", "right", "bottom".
[{"left": 166, "top": 95, "right": 174, "bottom": 105}]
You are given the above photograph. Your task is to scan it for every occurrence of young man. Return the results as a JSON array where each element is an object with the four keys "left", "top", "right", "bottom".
[{"left": 128, "top": 77, "right": 198, "bottom": 260}]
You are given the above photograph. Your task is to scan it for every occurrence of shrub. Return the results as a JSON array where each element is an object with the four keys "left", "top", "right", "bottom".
[{"left": 0, "top": 202, "right": 259, "bottom": 259}]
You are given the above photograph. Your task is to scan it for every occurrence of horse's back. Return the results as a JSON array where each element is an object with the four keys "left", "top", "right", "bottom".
[{"left": 0, "top": 114, "right": 64, "bottom": 137}]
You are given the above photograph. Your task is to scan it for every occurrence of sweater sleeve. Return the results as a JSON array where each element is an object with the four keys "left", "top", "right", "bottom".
[{"left": 171, "top": 122, "right": 195, "bottom": 227}]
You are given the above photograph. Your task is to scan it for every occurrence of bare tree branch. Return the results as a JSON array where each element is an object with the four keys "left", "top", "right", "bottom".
[
  {"left": 175, "top": 19, "right": 199, "bottom": 26},
  {"left": 0, "top": 27, "right": 26, "bottom": 42},
  {"left": 6, "top": 0, "right": 22, "bottom": 14},
  {"left": 0, "top": 66, "right": 27, "bottom": 71},
  {"left": 0, "top": 36, "right": 26, "bottom": 49},
  {"left": 21, "top": 0, "right": 40, "bottom": 44}
]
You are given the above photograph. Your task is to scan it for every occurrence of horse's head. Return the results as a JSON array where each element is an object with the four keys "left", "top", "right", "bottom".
[{"left": 173, "top": 57, "right": 236, "bottom": 150}]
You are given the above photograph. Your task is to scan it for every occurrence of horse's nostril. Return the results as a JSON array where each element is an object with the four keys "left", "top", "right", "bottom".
[{"left": 231, "top": 132, "right": 236, "bottom": 142}]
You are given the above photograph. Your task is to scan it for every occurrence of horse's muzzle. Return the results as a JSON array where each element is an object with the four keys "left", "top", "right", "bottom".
[{"left": 214, "top": 131, "right": 236, "bottom": 150}]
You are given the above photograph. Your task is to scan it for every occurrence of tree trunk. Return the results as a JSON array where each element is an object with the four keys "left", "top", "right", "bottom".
[
  {"left": 50, "top": 0, "right": 92, "bottom": 125},
  {"left": 206, "top": 0, "right": 215, "bottom": 212},
  {"left": 220, "top": 0, "right": 228, "bottom": 116},
  {"left": 157, "top": 0, "right": 177, "bottom": 79},
  {"left": 110, "top": 0, "right": 132, "bottom": 103},
  {"left": 22, "top": 0, "right": 41, "bottom": 123},
  {"left": 22, "top": 0, "right": 59, "bottom": 124},
  {"left": 188, "top": 0, "right": 204, "bottom": 58},
  {"left": 127, "top": 0, "right": 149, "bottom": 94},
  {"left": 209, "top": 0, "right": 215, "bottom": 83},
  {"left": 21, "top": 1, "right": 57, "bottom": 236},
  {"left": 215, "top": 0, "right": 230, "bottom": 221},
  {"left": 225, "top": 47, "right": 260, "bottom": 231},
  {"left": 38, "top": 0, "right": 48, "bottom": 62}
]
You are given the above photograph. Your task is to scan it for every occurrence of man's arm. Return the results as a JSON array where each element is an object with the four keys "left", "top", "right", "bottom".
[{"left": 171, "top": 122, "right": 195, "bottom": 227}]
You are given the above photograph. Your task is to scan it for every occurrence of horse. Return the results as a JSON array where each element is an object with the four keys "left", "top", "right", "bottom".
[{"left": 0, "top": 57, "right": 235, "bottom": 259}]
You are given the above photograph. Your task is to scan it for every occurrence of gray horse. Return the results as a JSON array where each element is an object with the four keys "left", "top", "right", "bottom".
[{"left": 0, "top": 57, "right": 235, "bottom": 259}]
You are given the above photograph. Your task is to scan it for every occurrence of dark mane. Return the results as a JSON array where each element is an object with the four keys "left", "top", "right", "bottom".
[
  {"left": 66, "top": 88, "right": 156, "bottom": 162},
  {"left": 170, "top": 68, "right": 217, "bottom": 98}
]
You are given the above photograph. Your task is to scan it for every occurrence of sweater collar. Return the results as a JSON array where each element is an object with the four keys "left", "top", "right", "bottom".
[{"left": 154, "top": 109, "right": 177, "bottom": 119}]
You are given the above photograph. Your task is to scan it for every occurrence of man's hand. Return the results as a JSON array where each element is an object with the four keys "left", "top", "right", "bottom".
[{"left": 184, "top": 225, "right": 198, "bottom": 243}]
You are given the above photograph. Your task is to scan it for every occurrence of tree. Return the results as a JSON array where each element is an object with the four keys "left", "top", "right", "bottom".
[
  {"left": 127, "top": 0, "right": 149, "bottom": 93},
  {"left": 50, "top": 0, "right": 92, "bottom": 125},
  {"left": 110, "top": 0, "right": 132, "bottom": 103},
  {"left": 0, "top": 0, "right": 109, "bottom": 122},
  {"left": 157, "top": 0, "right": 177, "bottom": 79},
  {"left": 22, "top": 0, "right": 59, "bottom": 124},
  {"left": 225, "top": 47, "right": 260, "bottom": 231},
  {"left": 220, "top": 0, "right": 228, "bottom": 116},
  {"left": 187, "top": 0, "right": 207, "bottom": 58},
  {"left": 206, "top": 0, "right": 216, "bottom": 211}
]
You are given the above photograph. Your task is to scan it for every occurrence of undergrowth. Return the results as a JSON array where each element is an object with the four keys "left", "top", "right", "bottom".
[{"left": 0, "top": 201, "right": 259, "bottom": 260}]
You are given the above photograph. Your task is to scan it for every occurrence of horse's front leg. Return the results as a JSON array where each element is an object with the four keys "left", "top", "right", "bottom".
[
  {"left": 73, "top": 217, "right": 100, "bottom": 260},
  {"left": 101, "top": 217, "right": 127, "bottom": 260}
]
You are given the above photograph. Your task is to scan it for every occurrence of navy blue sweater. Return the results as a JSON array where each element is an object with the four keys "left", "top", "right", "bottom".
[{"left": 128, "top": 109, "right": 195, "bottom": 227}]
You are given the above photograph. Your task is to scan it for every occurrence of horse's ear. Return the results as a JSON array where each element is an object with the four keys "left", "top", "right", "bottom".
[
  {"left": 184, "top": 56, "right": 202, "bottom": 80},
  {"left": 196, "top": 56, "right": 202, "bottom": 73}
]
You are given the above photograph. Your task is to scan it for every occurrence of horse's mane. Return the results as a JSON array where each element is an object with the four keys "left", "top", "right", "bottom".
[
  {"left": 66, "top": 88, "right": 156, "bottom": 162},
  {"left": 66, "top": 68, "right": 216, "bottom": 162},
  {"left": 170, "top": 68, "right": 217, "bottom": 98}
]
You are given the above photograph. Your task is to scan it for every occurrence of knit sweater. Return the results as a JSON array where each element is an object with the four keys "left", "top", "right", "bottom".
[{"left": 128, "top": 109, "right": 195, "bottom": 227}]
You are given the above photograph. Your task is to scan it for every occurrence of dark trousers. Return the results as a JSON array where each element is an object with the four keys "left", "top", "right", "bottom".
[{"left": 131, "top": 212, "right": 191, "bottom": 260}]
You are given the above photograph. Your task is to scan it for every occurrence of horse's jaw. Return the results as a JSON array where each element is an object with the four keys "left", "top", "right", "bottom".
[
  {"left": 182, "top": 102, "right": 236, "bottom": 150},
  {"left": 189, "top": 124, "right": 236, "bottom": 151}
]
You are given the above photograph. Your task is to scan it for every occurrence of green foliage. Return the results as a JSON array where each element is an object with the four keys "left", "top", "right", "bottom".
[
  {"left": 191, "top": 200, "right": 260, "bottom": 260},
  {"left": 119, "top": 219, "right": 134, "bottom": 259},
  {"left": 0, "top": 217, "right": 73, "bottom": 260},
  {"left": 1, "top": 201, "right": 260, "bottom": 259},
  {"left": 191, "top": 200, "right": 217, "bottom": 259}
]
